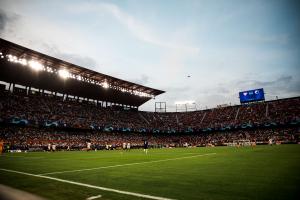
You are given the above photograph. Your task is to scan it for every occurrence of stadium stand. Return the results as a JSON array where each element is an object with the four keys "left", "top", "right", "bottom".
[
  {"left": 0, "top": 90, "right": 299, "bottom": 151},
  {"left": 0, "top": 38, "right": 299, "bottom": 151}
]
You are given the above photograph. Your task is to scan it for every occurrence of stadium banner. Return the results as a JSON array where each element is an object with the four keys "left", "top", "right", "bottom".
[
  {"left": 104, "top": 126, "right": 114, "bottom": 132},
  {"left": 45, "top": 121, "right": 59, "bottom": 127},
  {"left": 11, "top": 117, "right": 29, "bottom": 125},
  {"left": 139, "top": 128, "right": 147, "bottom": 133}
]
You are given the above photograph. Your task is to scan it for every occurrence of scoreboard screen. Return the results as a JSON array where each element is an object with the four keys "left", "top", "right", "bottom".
[{"left": 239, "top": 88, "right": 265, "bottom": 103}]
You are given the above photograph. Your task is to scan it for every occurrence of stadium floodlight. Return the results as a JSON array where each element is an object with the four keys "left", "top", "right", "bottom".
[
  {"left": 58, "top": 69, "right": 70, "bottom": 79},
  {"left": 140, "top": 92, "right": 148, "bottom": 97},
  {"left": 46, "top": 67, "right": 54, "bottom": 73},
  {"left": 28, "top": 60, "right": 44, "bottom": 71},
  {"left": 19, "top": 59, "right": 27, "bottom": 66},
  {"left": 133, "top": 90, "right": 150, "bottom": 97},
  {"left": 7, "top": 54, "right": 18, "bottom": 62},
  {"left": 175, "top": 100, "right": 195, "bottom": 105},
  {"left": 102, "top": 81, "right": 109, "bottom": 88},
  {"left": 76, "top": 75, "right": 82, "bottom": 81}
]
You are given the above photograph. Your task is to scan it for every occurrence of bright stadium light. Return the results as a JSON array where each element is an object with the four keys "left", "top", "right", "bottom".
[
  {"left": 19, "top": 58, "right": 27, "bottom": 66},
  {"left": 28, "top": 60, "right": 44, "bottom": 71},
  {"left": 46, "top": 67, "right": 54, "bottom": 73},
  {"left": 76, "top": 75, "right": 82, "bottom": 81},
  {"left": 7, "top": 54, "right": 18, "bottom": 62},
  {"left": 102, "top": 81, "right": 109, "bottom": 89},
  {"left": 58, "top": 69, "right": 70, "bottom": 79}
]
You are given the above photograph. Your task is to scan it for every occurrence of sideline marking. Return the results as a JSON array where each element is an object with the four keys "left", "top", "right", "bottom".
[
  {"left": 86, "top": 195, "right": 102, "bottom": 200},
  {"left": 0, "top": 168, "right": 175, "bottom": 200},
  {"left": 39, "top": 153, "right": 216, "bottom": 175}
]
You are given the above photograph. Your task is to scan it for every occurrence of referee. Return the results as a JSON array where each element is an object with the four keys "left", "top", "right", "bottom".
[{"left": 143, "top": 140, "right": 149, "bottom": 154}]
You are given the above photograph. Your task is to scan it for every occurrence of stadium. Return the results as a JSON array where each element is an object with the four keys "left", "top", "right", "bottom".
[{"left": 1, "top": 1, "right": 300, "bottom": 200}]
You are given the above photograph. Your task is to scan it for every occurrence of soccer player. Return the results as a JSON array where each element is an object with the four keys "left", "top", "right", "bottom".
[
  {"left": 123, "top": 142, "right": 127, "bottom": 150},
  {"left": 269, "top": 138, "right": 273, "bottom": 146},
  {"left": 47, "top": 143, "right": 51, "bottom": 152},
  {"left": 52, "top": 144, "right": 56, "bottom": 152},
  {"left": 87, "top": 141, "right": 92, "bottom": 151},
  {"left": 143, "top": 140, "right": 148, "bottom": 154},
  {"left": 126, "top": 142, "right": 131, "bottom": 151}
]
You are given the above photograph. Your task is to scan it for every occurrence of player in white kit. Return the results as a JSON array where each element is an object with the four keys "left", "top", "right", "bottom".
[
  {"left": 126, "top": 142, "right": 131, "bottom": 151},
  {"left": 52, "top": 144, "right": 56, "bottom": 152},
  {"left": 87, "top": 142, "right": 91, "bottom": 151}
]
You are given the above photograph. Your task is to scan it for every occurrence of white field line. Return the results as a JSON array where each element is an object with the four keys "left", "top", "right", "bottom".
[
  {"left": 0, "top": 168, "right": 175, "bottom": 200},
  {"left": 86, "top": 195, "right": 102, "bottom": 200},
  {"left": 39, "top": 153, "right": 216, "bottom": 175}
]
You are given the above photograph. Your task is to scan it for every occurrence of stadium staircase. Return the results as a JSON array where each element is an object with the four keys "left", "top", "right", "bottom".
[
  {"left": 200, "top": 112, "right": 206, "bottom": 124},
  {"left": 235, "top": 107, "right": 240, "bottom": 121},
  {"left": 139, "top": 113, "right": 150, "bottom": 125},
  {"left": 176, "top": 114, "right": 179, "bottom": 125}
]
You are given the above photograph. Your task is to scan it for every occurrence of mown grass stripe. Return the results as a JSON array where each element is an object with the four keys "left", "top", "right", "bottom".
[{"left": 39, "top": 153, "right": 216, "bottom": 175}]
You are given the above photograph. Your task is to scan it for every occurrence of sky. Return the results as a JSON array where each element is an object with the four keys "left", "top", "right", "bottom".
[{"left": 0, "top": 0, "right": 299, "bottom": 111}]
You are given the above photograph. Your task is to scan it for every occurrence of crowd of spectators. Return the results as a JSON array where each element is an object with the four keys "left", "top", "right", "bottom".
[
  {"left": 0, "top": 89, "right": 299, "bottom": 151},
  {"left": 0, "top": 126, "right": 299, "bottom": 151},
  {"left": 0, "top": 90, "right": 299, "bottom": 133}
]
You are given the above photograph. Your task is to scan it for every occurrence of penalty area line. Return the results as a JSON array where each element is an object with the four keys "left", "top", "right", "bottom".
[
  {"left": 0, "top": 168, "right": 175, "bottom": 200},
  {"left": 39, "top": 153, "right": 217, "bottom": 175}
]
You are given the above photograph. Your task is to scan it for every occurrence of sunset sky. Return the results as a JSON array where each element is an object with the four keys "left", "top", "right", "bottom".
[{"left": 0, "top": 0, "right": 299, "bottom": 111}]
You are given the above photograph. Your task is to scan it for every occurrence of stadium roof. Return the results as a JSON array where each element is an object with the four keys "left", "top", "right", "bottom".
[{"left": 0, "top": 38, "right": 165, "bottom": 107}]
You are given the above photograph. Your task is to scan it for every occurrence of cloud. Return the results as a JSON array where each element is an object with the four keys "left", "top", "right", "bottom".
[
  {"left": 40, "top": 42, "right": 98, "bottom": 69},
  {"left": 166, "top": 86, "right": 192, "bottom": 92},
  {"left": 150, "top": 86, "right": 193, "bottom": 106},
  {"left": 66, "top": 2, "right": 201, "bottom": 82},
  {"left": 67, "top": 2, "right": 199, "bottom": 54},
  {"left": 1, "top": 1, "right": 299, "bottom": 113},
  {"left": 130, "top": 74, "right": 150, "bottom": 85},
  {"left": 0, "top": 9, "right": 99, "bottom": 70},
  {"left": 236, "top": 75, "right": 293, "bottom": 89},
  {"left": 0, "top": 9, "right": 7, "bottom": 31},
  {"left": 0, "top": 9, "right": 19, "bottom": 33},
  {"left": 231, "top": 75, "right": 300, "bottom": 99},
  {"left": 57, "top": 52, "right": 98, "bottom": 69}
]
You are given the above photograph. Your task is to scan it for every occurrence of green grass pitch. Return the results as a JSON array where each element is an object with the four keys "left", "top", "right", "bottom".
[{"left": 1, "top": 145, "right": 300, "bottom": 200}]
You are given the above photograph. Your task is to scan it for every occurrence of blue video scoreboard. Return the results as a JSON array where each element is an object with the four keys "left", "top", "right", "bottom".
[{"left": 239, "top": 88, "right": 265, "bottom": 103}]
